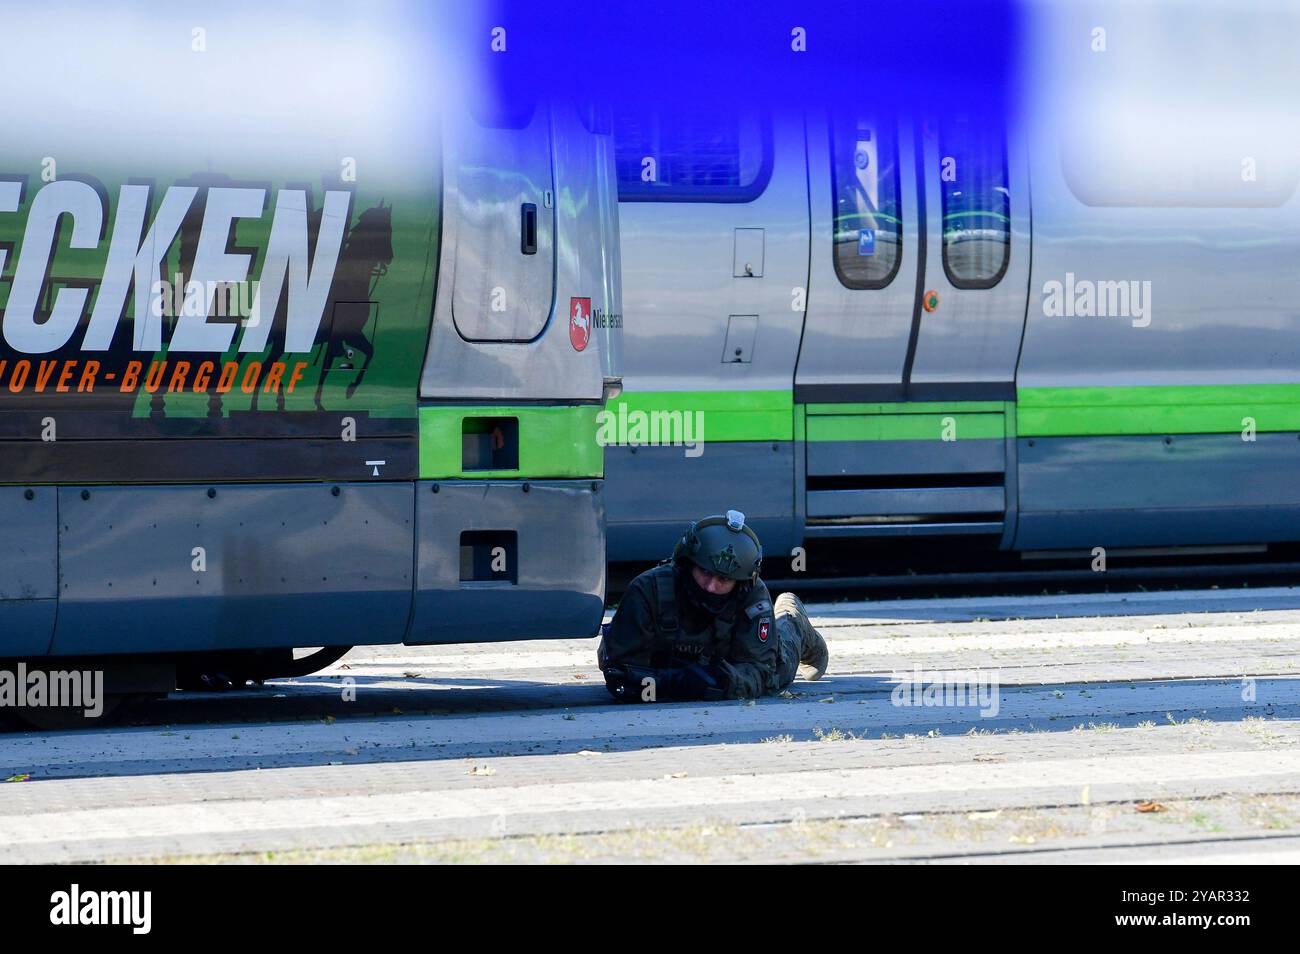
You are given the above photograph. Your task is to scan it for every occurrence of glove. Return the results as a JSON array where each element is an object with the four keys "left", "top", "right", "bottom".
[
  {"left": 662, "top": 663, "right": 729, "bottom": 701},
  {"left": 603, "top": 663, "right": 730, "bottom": 702},
  {"left": 603, "top": 664, "right": 659, "bottom": 703}
]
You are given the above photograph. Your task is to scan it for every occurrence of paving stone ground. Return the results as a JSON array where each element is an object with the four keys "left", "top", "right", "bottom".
[{"left": 3, "top": 585, "right": 1299, "bottom": 863}]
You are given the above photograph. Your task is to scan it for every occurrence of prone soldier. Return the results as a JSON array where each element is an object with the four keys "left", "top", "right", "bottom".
[{"left": 598, "top": 510, "right": 829, "bottom": 702}]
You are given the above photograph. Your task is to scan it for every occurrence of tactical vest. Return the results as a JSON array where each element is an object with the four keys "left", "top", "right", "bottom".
[{"left": 646, "top": 563, "right": 773, "bottom": 657}]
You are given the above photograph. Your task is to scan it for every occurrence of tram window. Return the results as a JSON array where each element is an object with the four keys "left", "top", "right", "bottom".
[
  {"left": 831, "top": 119, "right": 903, "bottom": 289},
  {"left": 613, "top": 110, "right": 772, "bottom": 202},
  {"left": 940, "top": 121, "right": 1010, "bottom": 288}
]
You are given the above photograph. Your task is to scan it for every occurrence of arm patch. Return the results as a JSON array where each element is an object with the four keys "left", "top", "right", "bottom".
[{"left": 745, "top": 599, "right": 772, "bottom": 619}]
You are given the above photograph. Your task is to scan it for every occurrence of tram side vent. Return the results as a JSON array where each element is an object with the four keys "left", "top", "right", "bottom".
[
  {"left": 462, "top": 417, "right": 520, "bottom": 472},
  {"left": 459, "top": 531, "right": 519, "bottom": 584}
]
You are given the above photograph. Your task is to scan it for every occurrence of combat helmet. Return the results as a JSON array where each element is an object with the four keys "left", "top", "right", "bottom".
[{"left": 673, "top": 510, "right": 763, "bottom": 585}]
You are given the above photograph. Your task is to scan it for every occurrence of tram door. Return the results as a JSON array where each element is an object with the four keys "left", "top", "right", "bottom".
[
  {"left": 447, "top": 103, "right": 556, "bottom": 343},
  {"left": 910, "top": 119, "right": 1031, "bottom": 399},
  {"left": 794, "top": 117, "right": 1030, "bottom": 542}
]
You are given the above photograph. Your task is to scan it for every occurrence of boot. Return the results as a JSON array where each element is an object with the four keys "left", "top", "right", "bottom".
[{"left": 775, "top": 592, "right": 828, "bottom": 680}]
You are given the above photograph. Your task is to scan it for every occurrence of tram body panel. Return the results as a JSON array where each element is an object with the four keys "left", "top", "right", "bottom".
[
  {"left": 408, "top": 479, "right": 604, "bottom": 644},
  {"left": 0, "top": 5, "right": 618, "bottom": 659},
  {"left": 605, "top": 112, "right": 808, "bottom": 559},
  {"left": 608, "top": 0, "right": 1300, "bottom": 560},
  {"left": 0, "top": 487, "right": 58, "bottom": 656},
  {"left": 1012, "top": 3, "right": 1300, "bottom": 548},
  {"left": 50, "top": 483, "right": 414, "bottom": 656}
]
